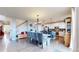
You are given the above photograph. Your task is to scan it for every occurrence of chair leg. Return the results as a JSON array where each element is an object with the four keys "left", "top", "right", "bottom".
[{"left": 42, "top": 41, "right": 46, "bottom": 48}]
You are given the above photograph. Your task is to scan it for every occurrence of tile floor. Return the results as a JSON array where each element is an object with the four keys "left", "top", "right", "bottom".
[{"left": 0, "top": 33, "right": 71, "bottom": 52}]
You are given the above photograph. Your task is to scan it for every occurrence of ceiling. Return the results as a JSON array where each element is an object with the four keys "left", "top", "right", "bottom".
[{"left": 0, "top": 7, "right": 71, "bottom": 23}]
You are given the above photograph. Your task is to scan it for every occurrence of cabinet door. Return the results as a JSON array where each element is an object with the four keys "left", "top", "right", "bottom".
[{"left": 64, "top": 32, "right": 71, "bottom": 47}]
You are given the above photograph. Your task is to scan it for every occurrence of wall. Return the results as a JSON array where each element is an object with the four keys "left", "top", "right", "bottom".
[
  {"left": 0, "top": 15, "right": 6, "bottom": 20},
  {"left": 45, "top": 22, "right": 66, "bottom": 29},
  {"left": 16, "top": 20, "right": 44, "bottom": 34},
  {"left": 25, "top": 22, "right": 42, "bottom": 32},
  {"left": 16, "top": 14, "right": 71, "bottom": 34},
  {"left": 16, "top": 21, "right": 67, "bottom": 34},
  {"left": 16, "top": 20, "right": 28, "bottom": 34},
  {"left": 3, "top": 25, "right": 10, "bottom": 33}
]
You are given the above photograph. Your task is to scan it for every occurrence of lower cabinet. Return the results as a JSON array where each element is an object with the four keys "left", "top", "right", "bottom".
[{"left": 64, "top": 32, "right": 71, "bottom": 47}]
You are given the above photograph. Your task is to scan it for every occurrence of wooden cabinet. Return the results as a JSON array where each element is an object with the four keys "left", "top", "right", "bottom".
[
  {"left": 58, "top": 31, "right": 65, "bottom": 44},
  {"left": 64, "top": 32, "right": 71, "bottom": 47},
  {"left": 64, "top": 17, "right": 71, "bottom": 47},
  {"left": 58, "top": 36, "right": 64, "bottom": 44}
]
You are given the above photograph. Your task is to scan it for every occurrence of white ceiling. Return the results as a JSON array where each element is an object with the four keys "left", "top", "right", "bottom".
[{"left": 0, "top": 7, "right": 71, "bottom": 22}]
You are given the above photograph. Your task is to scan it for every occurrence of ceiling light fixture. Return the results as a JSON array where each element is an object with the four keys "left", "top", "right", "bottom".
[{"left": 36, "top": 14, "right": 39, "bottom": 23}]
